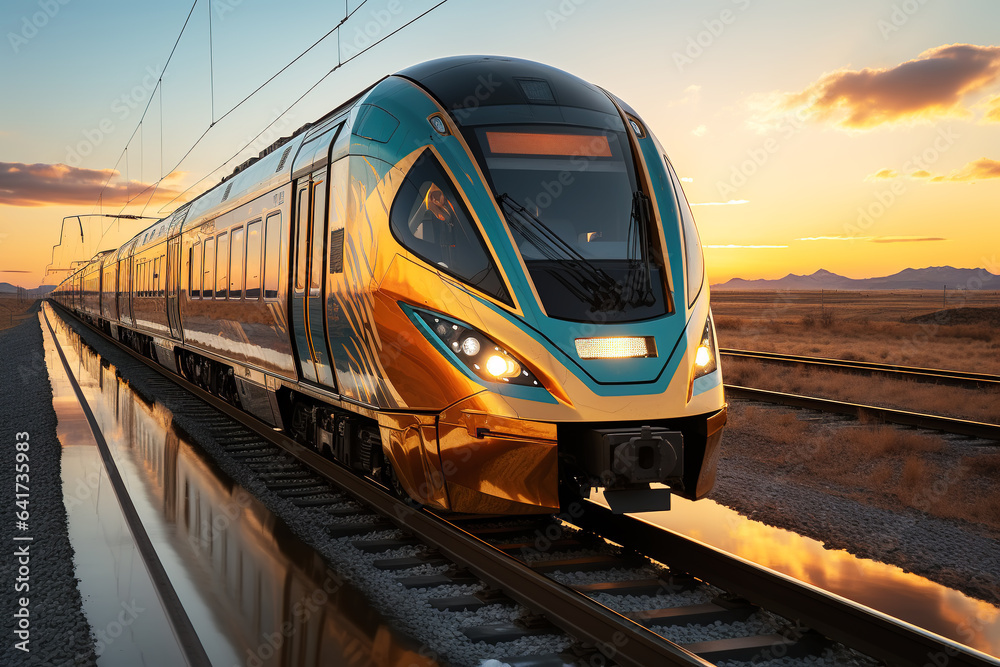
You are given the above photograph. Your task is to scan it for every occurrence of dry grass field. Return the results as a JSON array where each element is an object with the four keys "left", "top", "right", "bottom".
[
  {"left": 713, "top": 290, "right": 1000, "bottom": 423},
  {"left": 712, "top": 289, "right": 1000, "bottom": 374},
  {"left": 726, "top": 402, "right": 1000, "bottom": 531},
  {"left": 723, "top": 358, "right": 1000, "bottom": 423},
  {"left": 0, "top": 295, "right": 38, "bottom": 331}
]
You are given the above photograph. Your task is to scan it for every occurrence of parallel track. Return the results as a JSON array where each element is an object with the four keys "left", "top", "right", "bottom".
[
  {"left": 720, "top": 349, "right": 1000, "bottom": 440},
  {"left": 49, "top": 302, "right": 1000, "bottom": 667},
  {"left": 720, "top": 349, "right": 1000, "bottom": 388},
  {"left": 723, "top": 386, "right": 1000, "bottom": 441}
]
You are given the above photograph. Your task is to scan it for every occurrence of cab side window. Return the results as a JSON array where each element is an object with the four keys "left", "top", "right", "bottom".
[{"left": 388, "top": 151, "right": 509, "bottom": 303}]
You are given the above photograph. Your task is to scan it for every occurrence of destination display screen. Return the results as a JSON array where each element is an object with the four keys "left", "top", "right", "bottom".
[{"left": 485, "top": 131, "right": 613, "bottom": 158}]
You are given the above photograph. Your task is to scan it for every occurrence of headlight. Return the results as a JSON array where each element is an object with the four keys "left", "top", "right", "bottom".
[
  {"left": 414, "top": 310, "right": 541, "bottom": 387},
  {"left": 693, "top": 311, "right": 717, "bottom": 379},
  {"left": 575, "top": 336, "right": 656, "bottom": 360}
]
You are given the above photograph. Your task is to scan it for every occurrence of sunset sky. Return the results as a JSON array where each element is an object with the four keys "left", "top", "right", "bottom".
[{"left": 2, "top": 0, "right": 999, "bottom": 288}]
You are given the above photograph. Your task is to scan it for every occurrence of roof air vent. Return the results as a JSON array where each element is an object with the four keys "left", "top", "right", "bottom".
[
  {"left": 517, "top": 78, "right": 555, "bottom": 104},
  {"left": 276, "top": 145, "right": 292, "bottom": 172}
]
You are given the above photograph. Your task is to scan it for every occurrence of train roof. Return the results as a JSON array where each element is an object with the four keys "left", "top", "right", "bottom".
[{"left": 396, "top": 55, "right": 619, "bottom": 120}]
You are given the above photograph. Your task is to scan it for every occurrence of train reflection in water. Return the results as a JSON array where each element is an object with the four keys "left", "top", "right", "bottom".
[{"left": 60, "top": 315, "right": 434, "bottom": 667}]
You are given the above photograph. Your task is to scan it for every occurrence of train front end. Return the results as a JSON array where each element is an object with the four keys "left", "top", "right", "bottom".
[{"left": 345, "top": 56, "right": 725, "bottom": 514}]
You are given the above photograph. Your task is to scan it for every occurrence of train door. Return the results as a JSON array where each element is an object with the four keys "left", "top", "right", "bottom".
[
  {"left": 290, "top": 169, "right": 337, "bottom": 389},
  {"left": 166, "top": 236, "right": 182, "bottom": 339},
  {"left": 111, "top": 261, "right": 120, "bottom": 322},
  {"left": 120, "top": 244, "right": 135, "bottom": 326}
]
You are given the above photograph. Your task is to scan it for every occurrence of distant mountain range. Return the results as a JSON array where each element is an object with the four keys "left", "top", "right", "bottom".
[
  {"left": 712, "top": 266, "right": 999, "bottom": 291},
  {"left": 0, "top": 283, "right": 54, "bottom": 296}
]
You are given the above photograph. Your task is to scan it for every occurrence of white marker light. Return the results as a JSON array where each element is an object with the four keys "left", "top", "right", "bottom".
[{"left": 461, "top": 336, "right": 481, "bottom": 356}]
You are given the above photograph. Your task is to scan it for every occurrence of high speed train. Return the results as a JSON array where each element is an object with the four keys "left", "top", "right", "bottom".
[{"left": 52, "top": 56, "right": 726, "bottom": 515}]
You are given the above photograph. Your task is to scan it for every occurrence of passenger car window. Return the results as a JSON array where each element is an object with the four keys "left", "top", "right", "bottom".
[
  {"left": 216, "top": 232, "right": 229, "bottom": 299},
  {"left": 203, "top": 237, "right": 215, "bottom": 298},
  {"left": 230, "top": 226, "right": 244, "bottom": 299},
  {"left": 389, "top": 151, "right": 509, "bottom": 303},
  {"left": 245, "top": 220, "right": 261, "bottom": 299},
  {"left": 264, "top": 212, "right": 282, "bottom": 299},
  {"left": 190, "top": 242, "right": 201, "bottom": 298}
]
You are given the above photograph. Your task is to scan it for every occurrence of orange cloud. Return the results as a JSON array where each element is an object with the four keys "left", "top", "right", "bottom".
[
  {"left": 982, "top": 94, "right": 1000, "bottom": 122},
  {"left": 775, "top": 44, "right": 1000, "bottom": 129},
  {"left": 869, "top": 236, "right": 947, "bottom": 243},
  {"left": 935, "top": 157, "right": 1000, "bottom": 182},
  {"left": 867, "top": 168, "right": 898, "bottom": 180},
  {"left": 0, "top": 162, "right": 183, "bottom": 207}
]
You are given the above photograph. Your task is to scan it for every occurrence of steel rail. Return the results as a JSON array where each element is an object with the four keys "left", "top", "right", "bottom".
[
  {"left": 48, "top": 302, "right": 711, "bottom": 667},
  {"left": 724, "top": 385, "right": 1000, "bottom": 441},
  {"left": 41, "top": 307, "right": 213, "bottom": 667},
  {"left": 720, "top": 348, "right": 1000, "bottom": 388},
  {"left": 569, "top": 501, "right": 1000, "bottom": 667}
]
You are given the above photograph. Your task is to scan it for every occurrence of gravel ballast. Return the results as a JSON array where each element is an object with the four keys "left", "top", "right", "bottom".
[
  {"left": 711, "top": 401, "right": 1000, "bottom": 606},
  {"left": 0, "top": 308, "right": 96, "bottom": 666}
]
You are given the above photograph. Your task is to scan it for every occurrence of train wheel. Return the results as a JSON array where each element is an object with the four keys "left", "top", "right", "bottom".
[{"left": 382, "top": 460, "right": 421, "bottom": 508}]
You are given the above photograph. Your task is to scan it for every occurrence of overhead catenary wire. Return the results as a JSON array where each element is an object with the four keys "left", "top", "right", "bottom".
[
  {"left": 134, "top": 0, "right": 377, "bottom": 217},
  {"left": 86, "top": 0, "right": 452, "bottom": 253},
  {"left": 208, "top": 0, "right": 215, "bottom": 124},
  {"left": 153, "top": 0, "right": 451, "bottom": 215},
  {"left": 90, "top": 0, "right": 199, "bottom": 217}
]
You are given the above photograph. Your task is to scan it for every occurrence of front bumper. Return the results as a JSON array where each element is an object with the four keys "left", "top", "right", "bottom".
[{"left": 380, "top": 400, "right": 728, "bottom": 515}]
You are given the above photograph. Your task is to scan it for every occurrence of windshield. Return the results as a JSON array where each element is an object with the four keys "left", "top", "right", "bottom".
[{"left": 471, "top": 123, "right": 669, "bottom": 323}]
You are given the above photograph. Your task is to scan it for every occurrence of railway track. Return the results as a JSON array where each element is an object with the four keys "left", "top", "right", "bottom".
[
  {"left": 720, "top": 349, "right": 1000, "bottom": 389},
  {"left": 724, "top": 386, "right": 1000, "bottom": 441},
  {"left": 720, "top": 349, "right": 1000, "bottom": 440},
  {"left": 48, "top": 302, "right": 1000, "bottom": 667}
]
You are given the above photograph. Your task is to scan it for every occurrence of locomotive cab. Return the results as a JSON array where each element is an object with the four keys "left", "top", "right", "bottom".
[{"left": 360, "top": 56, "right": 727, "bottom": 514}]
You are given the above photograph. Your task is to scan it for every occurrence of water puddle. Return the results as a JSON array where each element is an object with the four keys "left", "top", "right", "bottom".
[
  {"left": 43, "top": 305, "right": 431, "bottom": 666},
  {"left": 638, "top": 493, "right": 1000, "bottom": 656}
]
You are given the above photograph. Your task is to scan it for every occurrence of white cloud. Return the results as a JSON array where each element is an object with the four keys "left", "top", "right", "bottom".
[
  {"left": 796, "top": 235, "right": 947, "bottom": 243},
  {"left": 690, "top": 199, "right": 750, "bottom": 206},
  {"left": 704, "top": 244, "right": 788, "bottom": 249}
]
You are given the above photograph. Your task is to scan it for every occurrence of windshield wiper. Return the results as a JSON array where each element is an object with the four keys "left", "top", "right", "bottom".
[
  {"left": 624, "top": 190, "right": 656, "bottom": 307},
  {"left": 498, "top": 193, "right": 625, "bottom": 312}
]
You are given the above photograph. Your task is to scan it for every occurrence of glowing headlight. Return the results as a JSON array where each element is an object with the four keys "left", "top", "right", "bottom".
[
  {"left": 486, "top": 354, "right": 520, "bottom": 378},
  {"left": 575, "top": 336, "right": 656, "bottom": 360},
  {"left": 414, "top": 310, "right": 540, "bottom": 387},
  {"left": 693, "top": 311, "right": 718, "bottom": 379}
]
